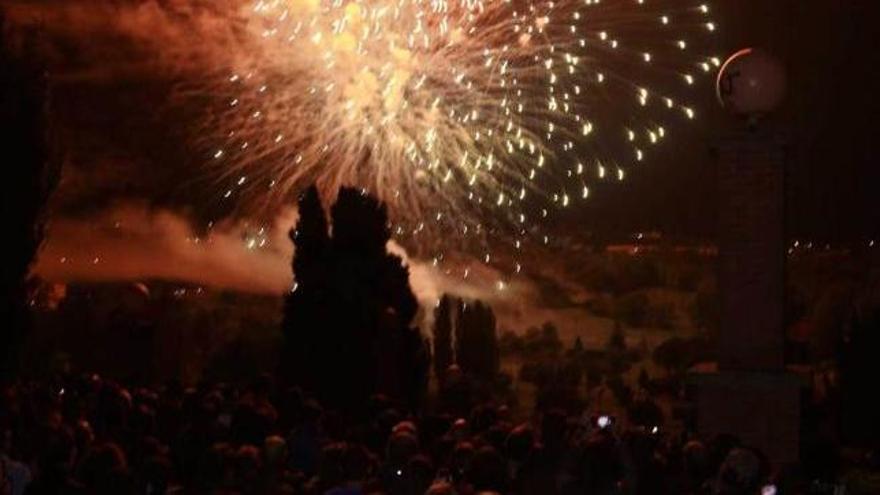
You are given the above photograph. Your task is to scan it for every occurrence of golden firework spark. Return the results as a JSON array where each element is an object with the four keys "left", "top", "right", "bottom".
[{"left": 193, "top": 0, "right": 719, "bottom": 276}]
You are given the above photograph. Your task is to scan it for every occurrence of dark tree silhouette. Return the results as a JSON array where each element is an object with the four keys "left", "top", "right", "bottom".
[
  {"left": 432, "top": 294, "right": 455, "bottom": 383},
  {"left": 652, "top": 337, "right": 686, "bottom": 377},
  {"left": 569, "top": 336, "right": 585, "bottom": 357},
  {"left": 280, "top": 187, "right": 427, "bottom": 411},
  {"left": 691, "top": 286, "right": 720, "bottom": 333},
  {"left": 638, "top": 367, "right": 650, "bottom": 391},
  {"left": 431, "top": 295, "right": 502, "bottom": 382},
  {"left": 838, "top": 304, "right": 880, "bottom": 447},
  {"left": 454, "top": 300, "right": 500, "bottom": 380},
  {"left": 0, "top": 18, "right": 60, "bottom": 378},
  {"left": 652, "top": 336, "right": 710, "bottom": 379},
  {"left": 292, "top": 187, "right": 329, "bottom": 289},
  {"left": 540, "top": 322, "right": 563, "bottom": 355},
  {"left": 606, "top": 321, "right": 627, "bottom": 353},
  {"left": 605, "top": 321, "right": 633, "bottom": 375}
]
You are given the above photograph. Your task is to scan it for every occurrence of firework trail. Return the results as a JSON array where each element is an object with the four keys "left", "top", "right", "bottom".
[{"left": 179, "top": 0, "right": 719, "bottom": 274}]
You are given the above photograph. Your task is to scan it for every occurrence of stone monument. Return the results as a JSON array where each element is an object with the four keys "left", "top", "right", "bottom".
[{"left": 693, "top": 48, "right": 801, "bottom": 464}]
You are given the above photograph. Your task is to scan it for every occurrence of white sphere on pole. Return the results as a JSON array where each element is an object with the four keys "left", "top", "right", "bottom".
[{"left": 717, "top": 48, "right": 787, "bottom": 118}]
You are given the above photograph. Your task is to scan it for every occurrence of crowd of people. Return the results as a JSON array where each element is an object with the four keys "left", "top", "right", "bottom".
[{"left": 0, "top": 372, "right": 795, "bottom": 495}]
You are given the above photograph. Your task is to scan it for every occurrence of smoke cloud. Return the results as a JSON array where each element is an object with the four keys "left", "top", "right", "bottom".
[
  {"left": 33, "top": 204, "right": 607, "bottom": 344},
  {"left": 34, "top": 203, "right": 295, "bottom": 294},
  {"left": 32, "top": 203, "right": 516, "bottom": 303}
]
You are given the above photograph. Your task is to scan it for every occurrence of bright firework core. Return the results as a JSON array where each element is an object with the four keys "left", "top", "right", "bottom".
[{"left": 198, "top": 0, "right": 718, "bottom": 271}]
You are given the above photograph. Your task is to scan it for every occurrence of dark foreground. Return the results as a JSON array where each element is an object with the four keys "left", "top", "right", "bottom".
[{"left": 4, "top": 372, "right": 872, "bottom": 495}]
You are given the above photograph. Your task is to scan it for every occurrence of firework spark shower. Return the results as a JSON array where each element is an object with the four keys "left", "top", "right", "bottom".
[
  {"left": 6, "top": 0, "right": 719, "bottom": 278},
  {"left": 177, "top": 0, "right": 719, "bottom": 268}
]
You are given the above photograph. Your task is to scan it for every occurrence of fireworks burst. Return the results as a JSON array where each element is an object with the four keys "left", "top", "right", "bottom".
[{"left": 191, "top": 0, "right": 719, "bottom": 274}]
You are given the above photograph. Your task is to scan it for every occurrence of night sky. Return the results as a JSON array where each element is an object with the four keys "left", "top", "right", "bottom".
[
  {"left": 583, "top": 0, "right": 880, "bottom": 242},
  {"left": 4, "top": 0, "right": 878, "bottom": 293}
]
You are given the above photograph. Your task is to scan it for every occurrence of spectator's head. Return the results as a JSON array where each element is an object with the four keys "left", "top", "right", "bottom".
[
  {"left": 95, "top": 383, "right": 132, "bottom": 436},
  {"left": 377, "top": 408, "right": 403, "bottom": 436},
  {"left": 426, "top": 480, "right": 457, "bottom": 495},
  {"left": 485, "top": 423, "right": 510, "bottom": 452},
  {"left": 505, "top": 424, "right": 535, "bottom": 464},
  {"left": 0, "top": 427, "right": 11, "bottom": 455},
  {"left": 392, "top": 420, "right": 418, "bottom": 437},
  {"left": 342, "top": 443, "right": 374, "bottom": 483},
  {"left": 318, "top": 442, "right": 349, "bottom": 487},
  {"left": 707, "top": 433, "right": 740, "bottom": 472},
  {"left": 134, "top": 387, "right": 159, "bottom": 412},
  {"left": 278, "top": 386, "right": 305, "bottom": 425},
  {"left": 541, "top": 408, "right": 568, "bottom": 451},
  {"left": 470, "top": 404, "right": 498, "bottom": 433},
  {"left": 78, "top": 441, "right": 129, "bottom": 492},
  {"left": 404, "top": 454, "right": 434, "bottom": 494},
  {"left": 303, "top": 398, "right": 323, "bottom": 424},
  {"left": 625, "top": 429, "right": 658, "bottom": 465},
  {"left": 196, "top": 442, "right": 235, "bottom": 491},
  {"left": 466, "top": 446, "right": 507, "bottom": 492},
  {"left": 135, "top": 454, "right": 171, "bottom": 495},
  {"left": 683, "top": 440, "right": 710, "bottom": 483},
  {"left": 130, "top": 403, "right": 157, "bottom": 437},
  {"left": 449, "top": 441, "right": 475, "bottom": 482},
  {"left": 34, "top": 424, "right": 76, "bottom": 478},
  {"left": 445, "top": 365, "right": 463, "bottom": 383},
  {"left": 234, "top": 444, "right": 263, "bottom": 487},
  {"left": 714, "top": 448, "right": 764, "bottom": 495},
  {"left": 449, "top": 418, "right": 469, "bottom": 442},
  {"left": 263, "top": 435, "right": 287, "bottom": 471},
  {"left": 321, "top": 409, "right": 345, "bottom": 440},
  {"left": 73, "top": 419, "right": 94, "bottom": 454},
  {"left": 386, "top": 430, "right": 419, "bottom": 467},
  {"left": 497, "top": 405, "right": 510, "bottom": 421},
  {"left": 251, "top": 373, "right": 275, "bottom": 398},
  {"left": 581, "top": 432, "right": 622, "bottom": 492},
  {"left": 135, "top": 436, "right": 166, "bottom": 464}
]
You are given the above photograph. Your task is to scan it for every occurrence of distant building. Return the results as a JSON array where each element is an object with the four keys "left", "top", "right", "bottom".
[{"left": 604, "top": 231, "right": 717, "bottom": 256}]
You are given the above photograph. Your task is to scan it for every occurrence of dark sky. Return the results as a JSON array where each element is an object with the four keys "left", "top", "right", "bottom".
[
  {"left": 581, "top": 0, "right": 880, "bottom": 242},
  {"left": 7, "top": 0, "right": 879, "bottom": 244},
  {"left": 1, "top": 0, "right": 875, "bottom": 305}
]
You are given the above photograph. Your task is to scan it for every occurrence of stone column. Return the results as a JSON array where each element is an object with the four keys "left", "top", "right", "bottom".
[
  {"left": 693, "top": 130, "right": 801, "bottom": 464},
  {"left": 717, "top": 132, "right": 786, "bottom": 371}
]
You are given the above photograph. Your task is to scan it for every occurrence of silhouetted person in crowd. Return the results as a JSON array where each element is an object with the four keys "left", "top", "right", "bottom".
[
  {"left": 0, "top": 368, "right": 792, "bottom": 495},
  {"left": 23, "top": 425, "right": 83, "bottom": 494}
]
